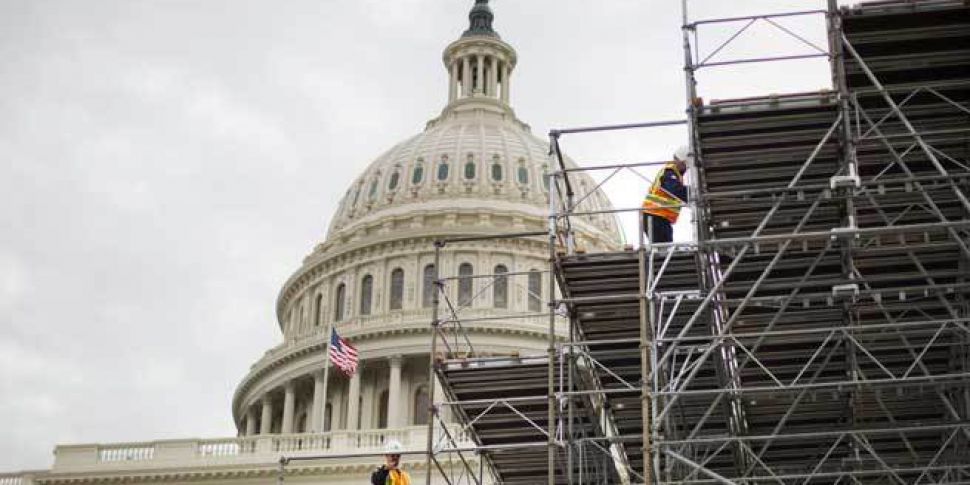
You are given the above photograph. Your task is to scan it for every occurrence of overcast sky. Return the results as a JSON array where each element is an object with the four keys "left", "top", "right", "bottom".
[{"left": 0, "top": 0, "right": 849, "bottom": 471}]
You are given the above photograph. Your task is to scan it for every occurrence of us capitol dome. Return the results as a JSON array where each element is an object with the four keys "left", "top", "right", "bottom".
[
  {"left": 5, "top": 2, "right": 623, "bottom": 484},
  {"left": 230, "top": 0, "right": 621, "bottom": 442},
  {"left": 0, "top": 0, "right": 621, "bottom": 485}
]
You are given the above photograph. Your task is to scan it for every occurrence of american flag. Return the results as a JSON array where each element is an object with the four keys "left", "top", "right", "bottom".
[{"left": 329, "top": 328, "right": 359, "bottom": 376}]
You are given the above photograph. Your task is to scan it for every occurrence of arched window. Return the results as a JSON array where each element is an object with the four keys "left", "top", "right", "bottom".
[
  {"left": 378, "top": 390, "right": 389, "bottom": 429},
  {"left": 492, "top": 163, "right": 503, "bottom": 181},
  {"left": 389, "top": 268, "right": 404, "bottom": 310},
  {"left": 351, "top": 184, "right": 362, "bottom": 207},
  {"left": 458, "top": 263, "right": 474, "bottom": 306},
  {"left": 314, "top": 293, "right": 322, "bottom": 326},
  {"left": 368, "top": 177, "right": 379, "bottom": 200},
  {"left": 437, "top": 161, "right": 450, "bottom": 181},
  {"left": 493, "top": 264, "right": 508, "bottom": 308},
  {"left": 323, "top": 403, "right": 333, "bottom": 432},
  {"left": 464, "top": 158, "right": 476, "bottom": 180},
  {"left": 340, "top": 188, "right": 352, "bottom": 217},
  {"left": 334, "top": 283, "right": 346, "bottom": 321},
  {"left": 542, "top": 164, "right": 551, "bottom": 191},
  {"left": 414, "top": 387, "right": 430, "bottom": 426},
  {"left": 359, "top": 275, "right": 373, "bottom": 316},
  {"left": 388, "top": 171, "right": 400, "bottom": 191},
  {"left": 412, "top": 163, "right": 424, "bottom": 185},
  {"left": 517, "top": 165, "right": 529, "bottom": 185},
  {"left": 528, "top": 270, "right": 542, "bottom": 312},
  {"left": 422, "top": 264, "right": 436, "bottom": 308}
]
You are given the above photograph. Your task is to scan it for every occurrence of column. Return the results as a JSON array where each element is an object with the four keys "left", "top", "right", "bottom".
[
  {"left": 259, "top": 395, "right": 274, "bottom": 435},
  {"left": 449, "top": 60, "right": 458, "bottom": 102},
  {"left": 311, "top": 371, "right": 325, "bottom": 431},
  {"left": 245, "top": 407, "right": 257, "bottom": 436},
  {"left": 281, "top": 382, "right": 296, "bottom": 434},
  {"left": 333, "top": 383, "right": 345, "bottom": 429},
  {"left": 462, "top": 56, "right": 471, "bottom": 98},
  {"left": 361, "top": 379, "right": 374, "bottom": 429},
  {"left": 489, "top": 56, "right": 498, "bottom": 97},
  {"left": 346, "top": 369, "right": 361, "bottom": 430},
  {"left": 501, "top": 63, "right": 510, "bottom": 104},
  {"left": 388, "top": 355, "right": 403, "bottom": 428},
  {"left": 475, "top": 54, "right": 484, "bottom": 94}
]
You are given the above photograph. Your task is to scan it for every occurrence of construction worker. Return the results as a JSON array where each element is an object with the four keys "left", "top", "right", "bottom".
[
  {"left": 371, "top": 440, "right": 411, "bottom": 485},
  {"left": 642, "top": 146, "right": 691, "bottom": 244}
]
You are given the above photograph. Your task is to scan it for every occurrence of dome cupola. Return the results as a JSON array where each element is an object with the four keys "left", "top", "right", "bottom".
[
  {"left": 441, "top": 0, "right": 516, "bottom": 117},
  {"left": 322, "top": 0, "right": 618, "bottom": 246}
]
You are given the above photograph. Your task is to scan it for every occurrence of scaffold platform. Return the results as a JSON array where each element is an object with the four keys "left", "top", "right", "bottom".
[
  {"left": 557, "top": 249, "right": 704, "bottom": 481},
  {"left": 420, "top": 1, "right": 970, "bottom": 484},
  {"left": 437, "top": 355, "right": 620, "bottom": 484}
]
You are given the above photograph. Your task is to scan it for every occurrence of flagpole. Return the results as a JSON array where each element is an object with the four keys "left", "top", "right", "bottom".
[{"left": 318, "top": 317, "right": 334, "bottom": 433}]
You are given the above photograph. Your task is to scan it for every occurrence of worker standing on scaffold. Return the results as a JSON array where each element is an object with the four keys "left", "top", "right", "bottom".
[{"left": 642, "top": 146, "right": 691, "bottom": 244}]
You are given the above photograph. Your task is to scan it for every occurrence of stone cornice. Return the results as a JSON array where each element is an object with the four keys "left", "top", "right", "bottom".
[
  {"left": 324, "top": 202, "right": 547, "bottom": 251},
  {"left": 35, "top": 460, "right": 436, "bottom": 484}
]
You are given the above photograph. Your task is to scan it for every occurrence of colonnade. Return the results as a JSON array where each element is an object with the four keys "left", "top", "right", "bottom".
[
  {"left": 239, "top": 355, "right": 426, "bottom": 436},
  {"left": 448, "top": 53, "right": 511, "bottom": 103}
]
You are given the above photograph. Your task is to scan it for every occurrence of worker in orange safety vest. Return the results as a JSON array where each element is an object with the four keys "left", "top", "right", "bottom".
[{"left": 642, "top": 146, "right": 691, "bottom": 244}]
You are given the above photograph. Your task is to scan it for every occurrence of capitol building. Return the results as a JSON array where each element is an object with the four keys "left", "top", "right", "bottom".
[{"left": 3, "top": 1, "right": 621, "bottom": 484}]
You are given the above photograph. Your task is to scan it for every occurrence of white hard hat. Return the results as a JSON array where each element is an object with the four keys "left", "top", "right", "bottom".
[
  {"left": 384, "top": 440, "right": 405, "bottom": 454},
  {"left": 673, "top": 145, "right": 692, "bottom": 163}
]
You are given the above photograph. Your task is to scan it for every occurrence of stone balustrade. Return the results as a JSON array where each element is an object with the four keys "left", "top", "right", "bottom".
[
  {"left": 50, "top": 426, "right": 460, "bottom": 472},
  {"left": 0, "top": 473, "right": 32, "bottom": 485}
]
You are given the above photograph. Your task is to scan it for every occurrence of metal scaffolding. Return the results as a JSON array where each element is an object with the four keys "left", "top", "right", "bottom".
[{"left": 425, "top": 1, "right": 970, "bottom": 484}]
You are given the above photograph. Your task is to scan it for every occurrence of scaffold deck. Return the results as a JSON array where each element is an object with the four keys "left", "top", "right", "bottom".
[{"left": 438, "top": 356, "right": 620, "bottom": 484}]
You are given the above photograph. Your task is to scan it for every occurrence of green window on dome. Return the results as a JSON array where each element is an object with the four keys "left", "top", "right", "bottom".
[
  {"left": 528, "top": 270, "right": 541, "bottom": 312},
  {"left": 458, "top": 262, "right": 474, "bottom": 306},
  {"left": 412, "top": 165, "right": 424, "bottom": 184},
  {"left": 351, "top": 185, "right": 361, "bottom": 207},
  {"left": 368, "top": 178, "right": 379, "bottom": 199},
  {"left": 493, "top": 264, "right": 508, "bottom": 308},
  {"left": 388, "top": 171, "right": 400, "bottom": 190},
  {"left": 422, "top": 264, "right": 436, "bottom": 308},
  {"left": 517, "top": 166, "right": 529, "bottom": 185},
  {"left": 464, "top": 161, "right": 476, "bottom": 180},
  {"left": 437, "top": 162, "right": 449, "bottom": 181},
  {"left": 359, "top": 275, "right": 373, "bottom": 316},
  {"left": 492, "top": 163, "right": 503, "bottom": 181},
  {"left": 389, "top": 268, "right": 404, "bottom": 310},
  {"left": 334, "top": 283, "right": 346, "bottom": 321}
]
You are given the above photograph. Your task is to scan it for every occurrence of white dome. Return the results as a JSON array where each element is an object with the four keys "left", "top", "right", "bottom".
[
  {"left": 327, "top": 106, "right": 618, "bottom": 241},
  {"left": 232, "top": 1, "right": 623, "bottom": 439}
]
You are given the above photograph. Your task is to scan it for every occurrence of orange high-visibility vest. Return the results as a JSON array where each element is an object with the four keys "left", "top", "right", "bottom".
[{"left": 642, "top": 163, "right": 685, "bottom": 223}]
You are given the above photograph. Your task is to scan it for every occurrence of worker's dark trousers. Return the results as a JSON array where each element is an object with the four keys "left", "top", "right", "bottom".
[{"left": 643, "top": 214, "right": 673, "bottom": 244}]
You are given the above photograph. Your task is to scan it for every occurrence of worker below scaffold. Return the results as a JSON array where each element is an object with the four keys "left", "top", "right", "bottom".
[
  {"left": 371, "top": 440, "right": 411, "bottom": 484},
  {"left": 642, "top": 146, "right": 691, "bottom": 244}
]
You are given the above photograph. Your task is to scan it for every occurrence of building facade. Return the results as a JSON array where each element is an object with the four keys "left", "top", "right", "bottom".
[{"left": 3, "top": 2, "right": 621, "bottom": 484}]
